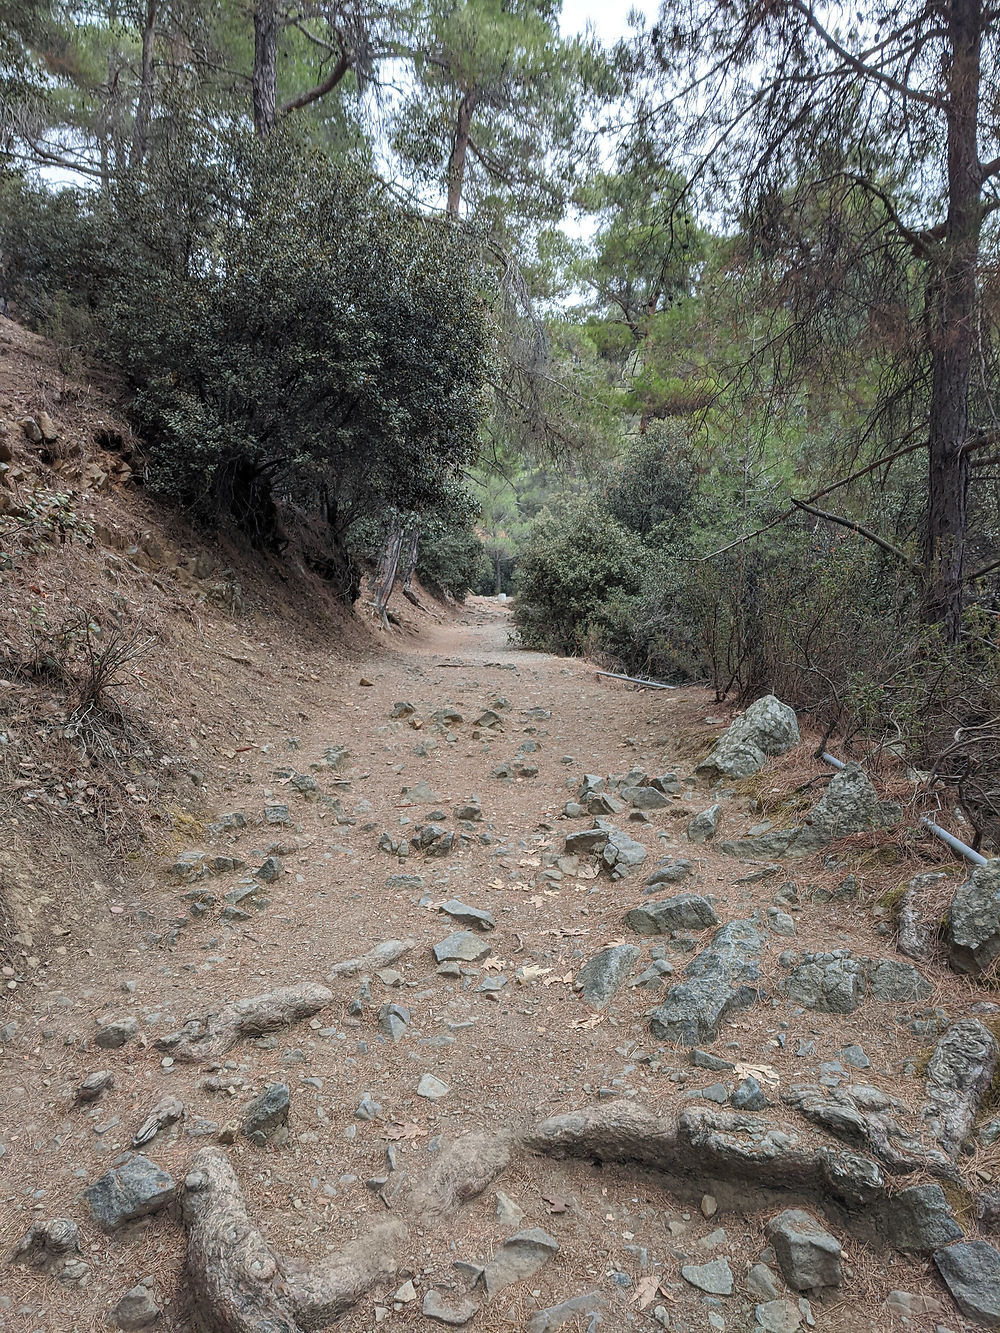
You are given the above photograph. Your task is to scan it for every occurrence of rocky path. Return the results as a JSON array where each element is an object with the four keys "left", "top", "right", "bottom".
[{"left": 2, "top": 599, "right": 999, "bottom": 1333}]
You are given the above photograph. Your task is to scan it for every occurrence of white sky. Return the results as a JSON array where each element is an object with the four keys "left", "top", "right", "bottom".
[{"left": 560, "top": 0, "right": 660, "bottom": 42}]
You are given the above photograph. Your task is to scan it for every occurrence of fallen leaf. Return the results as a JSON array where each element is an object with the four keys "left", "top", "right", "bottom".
[
  {"left": 542, "top": 1191, "right": 570, "bottom": 1214},
  {"left": 572, "top": 1013, "right": 605, "bottom": 1030},
  {"left": 386, "top": 1122, "right": 428, "bottom": 1141},
  {"left": 734, "top": 1062, "right": 780, "bottom": 1086},
  {"left": 518, "top": 964, "right": 552, "bottom": 983},
  {"left": 631, "top": 1273, "right": 663, "bottom": 1310},
  {"left": 482, "top": 958, "right": 507, "bottom": 973},
  {"left": 529, "top": 895, "right": 544, "bottom": 907},
  {"left": 542, "top": 972, "right": 574, "bottom": 986}
]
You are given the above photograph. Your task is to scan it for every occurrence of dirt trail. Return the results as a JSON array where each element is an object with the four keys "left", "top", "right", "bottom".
[{"left": 0, "top": 599, "right": 971, "bottom": 1332}]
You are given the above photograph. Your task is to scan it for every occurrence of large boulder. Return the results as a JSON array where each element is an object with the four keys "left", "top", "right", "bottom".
[
  {"left": 84, "top": 1155, "right": 176, "bottom": 1229},
  {"left": 946, "top": 860, "right": 1000, "bottom": 974},
  {"left": 625, "top": 894, "right": 718, "bottom": 936},
  {"left": 934, "top": 1240, "right": 1000, "bottom": 1326},
  {"left": 696, "top": 695, "right": 800, "bottom": 780},
  {"left": 647, "top": 920, "right": 762, "bottom": 1044},
  {"left": 766, "top": 1208, "right": 842, "bottom": 1291},
  {"left": 923, "top": 1018, "right": 999, "bottom": 1155},
  {"left": 575, "top": 944, "right": 640, "bottom": 1009},
  {"left": 784, "top": 764, "right": 885, "bottom": 857},
  {"left": 888, "top": 1183, "right": 964, "bottom": 1253},
  {"left": 719, "top": 763, "right": 898, "bottom": 860}
]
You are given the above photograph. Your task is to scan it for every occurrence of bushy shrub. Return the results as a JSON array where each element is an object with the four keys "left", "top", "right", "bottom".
[
  {"left": 1, "top": 138, "right": 491, "bottom": 598},
  {"left": 514, "top": 498, "right": 643, "bottom": 654},
  {"left": 417, "top": 522, "right": 490, "bottom": 599}
]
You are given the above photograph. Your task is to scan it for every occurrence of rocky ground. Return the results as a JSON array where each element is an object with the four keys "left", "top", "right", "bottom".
[{"left": 3, "top": 598, "right": 1000, "bottom": 1333}]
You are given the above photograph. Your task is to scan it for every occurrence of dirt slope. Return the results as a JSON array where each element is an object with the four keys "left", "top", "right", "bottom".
[{"left": 2, "top": 588, "right": 987, "bottom": 1333}]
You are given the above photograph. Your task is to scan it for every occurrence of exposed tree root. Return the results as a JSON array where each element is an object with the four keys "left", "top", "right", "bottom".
[
  {"left": 156, "top": 983, "right": 332, "bottom": 1064},
  {"left": 405, "top": 1131, "right": 511, "bottom": 1219},
  {"left": 325, "top": 939, "right": 414, "bottom": 981},
  {"left": 183, "top": 1148, "right": 405, "bottom": 1333}
]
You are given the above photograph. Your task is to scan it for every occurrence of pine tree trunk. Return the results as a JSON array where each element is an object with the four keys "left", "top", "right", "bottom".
[
  {"left": 131, "top": 0, "right": 157, "bottom": 167},
  {"left": 253, "top": 0, "right": 279, "bottom": 137},
  {"left": 922, "top": 0, "right": 982, "bottom": 642},
  {"left": 446, "top": 90, "right": 479, "bottom": 218}
]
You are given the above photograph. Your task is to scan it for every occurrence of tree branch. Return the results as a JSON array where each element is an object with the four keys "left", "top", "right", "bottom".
[
  {"left": 279, "top": 49, "right": 350, "bottom": 116},
  {"left": 791, "top": 497, "right": 924, "bottom": 576},
  {"left": 786, "top": 0, "right": 947, "bottom": 109}
]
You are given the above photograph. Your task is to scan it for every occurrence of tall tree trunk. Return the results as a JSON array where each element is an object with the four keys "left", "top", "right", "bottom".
[
  {"left": 922, "top": 0, "right": 982, "bottom": 641},
  {"left": 131, "top": 0, "right": 157, "bottom": 167},
  {"left": 253, "top": 0, "right": 279, "bottom": 137},
  {"left": 446, "top": 89, "right": 479, "bottom": 217}
]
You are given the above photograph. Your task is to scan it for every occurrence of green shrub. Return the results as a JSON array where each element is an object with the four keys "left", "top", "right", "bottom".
[
  {"left": 514, "top": 498, "right": 643, "bottom": 654},
  {"left": 417, "top": 522, "right": 490, "bottom": 600}
]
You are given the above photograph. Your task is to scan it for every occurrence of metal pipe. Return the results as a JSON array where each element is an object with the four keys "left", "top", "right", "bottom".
[
  {"left": 920, "top": 817, "right": 988, "bottom": 867},
  {"left": 819, "top": 749, "right": 988, "bottom": 867},
  {"left": 594, "top": 669, "right": 678, "bottom": 690}
]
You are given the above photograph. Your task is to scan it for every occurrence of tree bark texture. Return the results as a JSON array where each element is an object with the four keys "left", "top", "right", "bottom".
[
  {"left": 253, "top": 0, "right": 279, "bottom": 137},
  {"left": 446, "top": 89, "right": 480, "bottom": 217},
  {"left": 131, "top": 0, "right": 157, "bottom": 167},
  {"left": 923, "top": 0, "right": 983, "bottom": 640}
]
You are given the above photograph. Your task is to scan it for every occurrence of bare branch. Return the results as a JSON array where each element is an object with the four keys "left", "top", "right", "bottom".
[
  {"left": 786, "top": 0, "right": 947, "bottom": 109},
  {"left": 790, "top": 497, "right": 924, "bottom": 575}
]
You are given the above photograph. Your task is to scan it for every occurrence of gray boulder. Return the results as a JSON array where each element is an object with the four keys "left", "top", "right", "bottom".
[
  {"left": 784, "top": 955, "right": 865, "bottom": 1014},
  {"left": 565, "top": 823, "right": 613, "bottom": 855},
  {"left": 648, "top": 919, "right": 762, "bottom": 1044},
  {"left": 923, "top": 1018, "right": 999, "bottom": 1155},
  {"left": 576, "top": 944, "right": 640, "bottom": 1009},
  {"left": 483, "top": 1227, "right": 559, "bottom": 1295},
  {"left": 95, "top": 1017, "right": 138, "bottom": 1049},
  {"left": 785, "top": 763, "right": 889, "bottom": 857},
  {"left": 84, "top": 1155, "right": 176, "bottom": 1229},
  {"left": 439, "top": 900, "right": 495, "bottom": 932},
  {"left": 644, "top": 859, "right": 693, "bottom": 889},
  {"left": 867, "top": 959, "right": 931, "bottom": 1002},
  {"left": 109, "top": 1283, "right": 160, "bottom": 1330},
  {"left": 687, "top": 804, "right": 721, "bottom": 843},
  {"left": 888, "top": 1183, "right": 964, "bottom": 1253},
  {"left": 422, "top": 1290, "right": 480, "bottom": 1326},
  {"left": 433, "top": 931, "right": 491, "bottom": 963},
  {"left": 947, "top": 860, "right": 1000, "bottom": 974},
  {"left": 242, "top": 1083, "right": 290, "bottom": 1143},
  {"left": 601, "top": 827, "right": 647, "bottom": 873},
  {"left": 766, "top": 1208, "right": 842, "bottom": 1291},
  {"left": 696, "top": 695, "right": 800, "bottom": 780},
  {"left": 934, "top": 1240, "right": 1000, "bottom": 1326},
  {"left": 681, "top": 1257, "right": 733, "bottom": 1295},
  {"left": 525, "top": 1290, "right": 607, "bottom": 1333},
  {"left": 625, "top": 893, "right": 718, "bottom": 936},
  {"left": 624, "top": 786, "right": 671, "bottom": 810}
]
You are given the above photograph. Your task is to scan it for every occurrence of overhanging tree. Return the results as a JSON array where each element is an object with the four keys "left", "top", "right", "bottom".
[{"left": 649, "top": 0, "right": 1000, "bottom": 640}]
